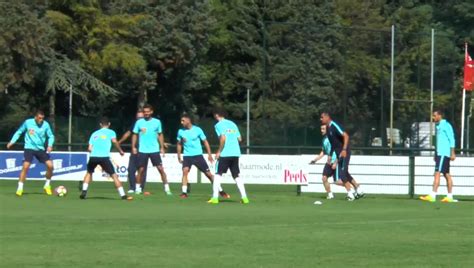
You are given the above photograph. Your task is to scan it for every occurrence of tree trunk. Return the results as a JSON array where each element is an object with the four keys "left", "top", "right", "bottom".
[{"left": 49, "top": 88, "right": 56, "bottom": 131}]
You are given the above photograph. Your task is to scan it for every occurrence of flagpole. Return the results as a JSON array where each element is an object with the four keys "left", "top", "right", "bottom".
[{"left": 461, "top": 43, "right": 467, "bottom": 155}]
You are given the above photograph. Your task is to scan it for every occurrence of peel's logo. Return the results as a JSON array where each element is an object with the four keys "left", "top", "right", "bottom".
[{"left": 283, "top": 169, "right": 307, "bottom": 184}]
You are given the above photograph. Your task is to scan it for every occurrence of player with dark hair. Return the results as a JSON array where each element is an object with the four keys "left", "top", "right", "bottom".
[
  {"left": 320, "top": 111, "right": 364, "bottom": 201},
  {"left": 177, "top": 113, "right": 230, "bottom": 198},
  {"left": 80, "top": 117, "right": 131, "bottom": 200},
  {"left": 118, "top": 109, "right": 149, "bottom": 194},
  {"left": 7, "top": 110, "right": 55, "bottom": 196},
  {"left": 208, "top": 108, "right": 249, "bottom": 204},
  {"left": 132, "top": 104, "right": 171, "bottom": 195},
  {"left": 420, "top": 110, "right": 457, "bottom": 203}
]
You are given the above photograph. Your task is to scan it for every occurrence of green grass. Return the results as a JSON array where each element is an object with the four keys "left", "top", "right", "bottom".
[{"left": 1, "top": 180, "right": 473, "bottom": 268}]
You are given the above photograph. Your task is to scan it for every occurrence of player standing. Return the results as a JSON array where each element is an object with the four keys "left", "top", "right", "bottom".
[
  {"left": 7, "top": 110, "right": 55, "bottom": 196},
  {"left": 118, "top": 109, "right": 149, "bottom": 194},
  {"left": 208, "top": 109, "right": 249, "bottom": 204},
  {"left": 320, "top": 112, "right": 364, "bottom": 201},
  {"left": 80, "top": 117, "right": 131, "bottom": 200},
  {"left": 132, "top": 104, "right": 171, "bottom": 195},
  {"left": 176, "top": 113, "right": 230, "bottom": 198},
  {"left": 420, "top": 110, "right": 457, "bottom": 203}
]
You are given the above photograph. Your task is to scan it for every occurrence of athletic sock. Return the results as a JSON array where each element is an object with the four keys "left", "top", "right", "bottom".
[
  {"left": 82, "top": 183, "right": 89, "bottom": 191},
  {"left": 447, "top": 193, "right": 453, "bottom": 199},
  {"left": 429, "top": 192, "right": 437, "bottom": 199},
  {"left": 136, "top": 184, "right": 142, "bottom": 193},
  {"left": 234, "top": 177, "right": 247, "bottom": 199},
  {"left": 17, "top": 182, "right": 24, "bottom": 191},
  {"left": 213, "top": 175, "right": 221, "bottom": 198},
  {"left": 328, "top": 192, "right": 334, "bottom": 198},
  {"left": 117, "top": 187, "right": 125, "bottom": 197},
  {"left": 164, "top": 183, "right": 170, "bottom": 193},
  {"left": 218, "top": 185, "right": 224, "bottom": 192},
  {"left": 355, "top": 185, "right": 363, "bottom": 193},
  {"left": 44, "top": 179, "right": 51, "bottom": 187},
  {"left": 182, "top": 185, "right": 188, "bottom": 194}
]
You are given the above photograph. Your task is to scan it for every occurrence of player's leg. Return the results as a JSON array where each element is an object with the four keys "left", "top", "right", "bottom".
[
  {"left": 127, "top": 154, "right": 137, "bottom": 193},
  {"left": 101, "top": 159, "right": 129, "bottom": 199},
  {"left": 180, "top": 165, "right": 190, "bottom": 198},
  {"left": 441, "top": 159, "right": 455, "bottom": 203},
  {"left": 80, "top": 158, "right": 97, "bottom": 199},
  {"left": 198, "top": 156, "right": 230, "bottom": 199},
  {"left": 42, "top": 157, "right": 54, "bottom": 195},
  {"left": 151, "top": 153, "right": 171, "bottom": 194},
  {"left": 208, "top": 158, "right": 229, "bottom": 204},
  {"left": 338, "top": 157, "right": 355, "bottom": 201},
  {"left": 16, "top": 150, "right": 34, "bottom": 196},
  {"left": 230, "top": 157, "right": 248, "bottom": 204},
  {"left": 135, "top": 153, "right": 148, "bottom": 194},
  {"left": 322, "top": 164, "right": 334, "bottom": 199},
  {"left": 421, "top": 156, "right": 444, "bottom": 202},
  {"left": 348, "top": 174, "right": 365, "bottom": 198}
]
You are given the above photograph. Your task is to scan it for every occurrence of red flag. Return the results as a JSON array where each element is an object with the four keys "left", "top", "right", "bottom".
[{"left": 464, "top": 43, "right": 474, "bottom": 91}]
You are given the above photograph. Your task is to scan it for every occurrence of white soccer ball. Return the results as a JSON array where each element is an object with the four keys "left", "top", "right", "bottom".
[{"left": 54, "top": 185, "right": 68, "bottom": 197}]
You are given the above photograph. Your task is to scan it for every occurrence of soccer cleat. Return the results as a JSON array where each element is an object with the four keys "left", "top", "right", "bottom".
[
  {"left": 356, "top": 191, "right": 365, "bottom": 199},
  {"left": 79, "top": 191, "right": 87, "bottom": 199},
  {"left": 346, "top": 195, "right": 355, "bottom": 201},
  {"left": 179, "top": 193, "right": 188, "bottom": 198},
  {"left": 207, "top": 197, "right": 219, "bottom": 204},
  {"left": 165, "top": 191, "right": 173, "bottom": 196},
  {"left": 122, "top": 195, "right": 133, "bottom": 200},
  {"left": 127, "top": 189, "right": 135, "bottom": 194},
  {"left": 219, "top": 191, "right": 231, "bottom": 199},
  {"left": 44, "top": 186, "right": 52, "bottom": 196},
  {"left": 16, "top": 190, "right": 23, "bottom": 197},
  {"left": 326, "top": 195, "right": 334, "bottom": 200},
  {"left": 420, "top": 195, "right": 435, "bottom": 202},
  {"left": 441, "top": 197, "right": 456, "bottom": 203},
  {"left": 135, "top": 191, "right": 142, "bottom": 195},
  {"left": 241, "top": 197, "right": 250, "bottom": 204}
]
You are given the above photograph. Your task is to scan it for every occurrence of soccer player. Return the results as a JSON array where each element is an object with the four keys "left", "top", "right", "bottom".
[
  {"left": 420, "top": 110, "right": 457, "bottom": 203},
  {"left": 118, "top": 109, "right": 149, "bottom": 194},
  {"left": 80, "top": 117, "right": 131, "bottom": 200},
  {"left": 320, "top": 112, "right": 364, "bottom": 201},
  {"left": 208, "top": 108, "right": 249, "bottom": 204},
  {"left": 7, "top": 110, "right": 55, "bottom": 196},
  {"left": 310, "top": 124, "right": 338, "bottom": 199},
  {"left": 131, "top": 104, "right": 171, "bottom": 195},
  {"left": 176, "top": 113, "right": 230, "bottom": 198}
]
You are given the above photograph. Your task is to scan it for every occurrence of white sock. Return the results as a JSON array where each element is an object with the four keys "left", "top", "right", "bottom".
[
  {"left": 328, "top": 192, "right": 334, "bottom": 198},
  {"left": 17, "top": 182, "right": 24, "bottom": 191},
  {"left": 234, "top": 177, "right": 247, "bottom": 198},
  {"left": 212, "top": 175, "right": 221, "bottom": 198},
  {"left": 218, "top": 185, "right": 223, "bottom": 192},
  {"left": 117, "top": 187, "right": 125, "bottom": 197},
  {"left": 182, "top": 185, "right": 188, "bottom": 193},
  {"left": 164, "top": 183, "right": 170, "bottom": 193},
  {"left": 430, "top": 192, "right": 437, "bottom": 199},
  {"left": 136, "top": 184, "right": 142, "bottom": 193},
  {"left": 447, "top": 193, "right": 453, "bottom": 199},
  {"left": 82, "top": 183, "right": 89, "bottom": 191},
  {"left": 44, "top": 179, "right": 51, "bottom": 187},
  {"left": 355, "top": 185, "right": 363, "bottom": 193}
]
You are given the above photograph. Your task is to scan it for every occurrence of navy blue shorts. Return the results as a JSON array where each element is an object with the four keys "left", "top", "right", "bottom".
[
  {"left": 216, "top": 157, "right": 240, "bottom": 178},
  {"left": 137, "top": 152, "right": 162, "bottom": 168},
  {"left": 435, "top": 155, "right": 450, "bottom": 174},
  {"left": 336, "top": 151, "right": 352, "bottom": 182},
  {"left": 24, "top": 149, "right": 50, "bottom": 163},
  {"left": 87, "top": 157, "right": 115, "bottom": 175},
  {"left": 183, "top": 155, "right": 210, "bottom": 173},
  {"left": 322, "top": 163, "right": 335, "bottom": 179}
]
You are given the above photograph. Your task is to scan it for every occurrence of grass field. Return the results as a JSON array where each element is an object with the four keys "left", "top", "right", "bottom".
[{"left": 1, "top": 180, "right": 473, "bottom": 268}]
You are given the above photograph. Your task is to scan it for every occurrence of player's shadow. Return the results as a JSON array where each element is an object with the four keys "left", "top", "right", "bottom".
[{"left": 85, "top": 196, "right": 117, "bottom": 200}]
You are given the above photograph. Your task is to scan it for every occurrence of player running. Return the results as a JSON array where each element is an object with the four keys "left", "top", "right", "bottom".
[
  {"left": 80, "top": 117, "right": 131, "bottom": 200},
  {"left": 320, "top": 112, "right": 364, "bottom": 201},
  {"left": 118, "top": 109, "right": 149, "bottom": 194},
  {"left": 208, "top": 108, "right": 249, "bottom": 204},
  {"left": 420, "top": 110, "right": 457, "bottom": 203},
  {"left": 131, "top": 104, "right": 171, "bottom": 195},
  {"left": 176, "top": 113, "right": 230, "bottom": 198},
  {"left": 7, "top": 110, "right": 55, "bottom": 196}
]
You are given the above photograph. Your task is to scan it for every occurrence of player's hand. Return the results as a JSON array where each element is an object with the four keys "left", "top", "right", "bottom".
[
  {"left": 208, "top": 154, "right": 214, "bottom": 164},
  {"left": 132, "top": 148, "right": 138, "bottom": 155},
  {"left": 215, "top": 151, "right": 221, "bottom": 160},
  {"left": 46, "top": 146, "right": 53, "bottom": 153},
  {"left": 178, "top": 157, "right": 183, "bottom": 163},
  {"left": 340, "top": 150, "right": 347, "bottom": 158},
  {"left": 450, "top": 153, "right": 456, "bottom": 161},
  {"left": 119, "top": 150, "right": 125, "bottom": 156},
  {"left": 331, "top": 163, "right": 337, "bottom": 170},
  {"left": 6, "top": 143, "right": 13, "bottom": 149},
  {"left": 160, "top": 148, "right": 166, "bottom": 157},
  {"left": 309, "top": 160, "right": 316, "bottom": 165}
]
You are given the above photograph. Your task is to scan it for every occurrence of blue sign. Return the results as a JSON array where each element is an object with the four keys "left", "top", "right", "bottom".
[{"left": 0, "top": 151, "right": 88, "bottom": 179}]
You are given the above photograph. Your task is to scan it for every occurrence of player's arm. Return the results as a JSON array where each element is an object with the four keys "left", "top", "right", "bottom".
[
  {"left": 7, "top": 121, "right": 26, "bottom": 149},
  {"left": 177, "top": 140, "right": 183, "bottom": 163},
  {"left": 202, "top": 139, "right": 214, "bottom": 163},
  {"left": 131, "top": 134, "right": 138, "bottom": 154},
  {"left": 158, "top": 133, "right": 165, "bottom": 155},
  {"left": 446, "top": 124, "right": 456, "bottom": 161},
  {"left": 112, "top": 138, "right": 124, "bottom": 156},
  {"left": 215, "top": 134, "right": 226, "bottom": 160},
  {"left": 87, "top": 144, "right": 93, "bottom": 152},
  {"left": 118, "top": 130, "right": 131, "bottom": 144},
  {"left": 46, "top": 123, "right": 55, "bottom": 153},
  {"left": 340, "top": 132, "right": 350, "bottom": 158},
  {"left": 310, "top": 151, "right": 324, "bottom": 164}
]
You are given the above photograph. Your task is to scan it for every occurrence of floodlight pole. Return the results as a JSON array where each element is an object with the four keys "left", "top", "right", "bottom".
[
  {"left": 68, "top": 84, "right": 72, "bottom": 152},
  {"left": 389, "top": 25, "right": 395, "bottom": 155},
  {"left": 246, "top": 88, "right": 250, "bottom": 154},
  {"left": 430, "top": 29, "right": 434, "bottom": 156}
]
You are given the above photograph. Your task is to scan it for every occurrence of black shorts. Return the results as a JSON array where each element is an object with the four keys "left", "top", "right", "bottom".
[
  {"left": 87, "top": 157, "right": 115, "bottom": 175},
  {"left": 435, "top": 155, "right": 450, "bottom": 174},
  {"left": 216, "top": 157, "right": 240, "bottom": 178},
  {"left": 137, "top": 152, "right": 162, "bottom": 168},
  {"left": 336, "top": 151, "right": 352, "bottom": 182},
  {"left": 322, "top": 163, "right": 335, "bottom": 179},
  {"left": 183, "top": 155, "right": 210, "bottom": 173},
  {"left": 24, "top": 149, "right": 50, "bottom": 163}
]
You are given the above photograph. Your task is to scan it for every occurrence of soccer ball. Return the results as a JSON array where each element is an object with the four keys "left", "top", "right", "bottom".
[{"left": 54, "top": 186, "right": 68, "bottom": 197}]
